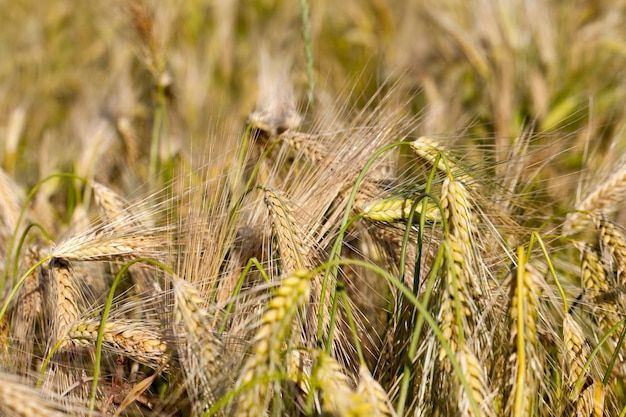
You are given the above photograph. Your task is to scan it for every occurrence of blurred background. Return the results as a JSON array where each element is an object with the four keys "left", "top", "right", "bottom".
[{"left": 2, "top": 0, "right": 626, "bottom": 219}]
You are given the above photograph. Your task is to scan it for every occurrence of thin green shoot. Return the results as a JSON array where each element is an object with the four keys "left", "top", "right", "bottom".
[
  {"left": 218, "top": 257, "right": 268, "bottom": 335},
  {"left": 527, "top": 231, "right": 568, "bottom": 313}
]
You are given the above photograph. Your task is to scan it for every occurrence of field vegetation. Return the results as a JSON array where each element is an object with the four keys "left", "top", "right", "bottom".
[{"left": 2, "top": 1, "right": 626, "bottom": 416}]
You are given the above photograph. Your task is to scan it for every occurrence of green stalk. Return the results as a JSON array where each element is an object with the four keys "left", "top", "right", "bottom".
[
  {"left": 395, "top": 242, "right": 445, "bottom": 416},
  {"left": 299, "top": 0, "right": 315, "bottom": 108},
  {"left": 11, "top": 223, "right": 53, "bottom": 288},
  {"left": 149, "top": 81, "right": 166, "bottom": 187},
  {"left": 528, "top": 231, "right": 568, "bottom": 313},
  {"left": 218, "top": 257, "right": 268, "bottom": 335}
]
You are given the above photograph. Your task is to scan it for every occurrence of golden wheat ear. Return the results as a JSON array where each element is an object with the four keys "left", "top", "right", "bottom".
[
  {"left": 11, "top": 246, "right": 44, "bottom": 372},
  {"left": 0, "top": 371, "right": 91, "bottom": 417},
  {"left": 44, "top": 258, "right": 82, "bottom": 351},
  {"left": 438, "top": 176, "right": 483, "bottom": 369},
  {"left": 575, "top": 164, "right": 626, "bottom": 216},
  {"left": 504, "top": 261, "right": 545, "bottom": 416},
  {"left": 264, "top": 188, "right": 315, "bottom": 274},
  {"left": 563, "top": 161, "right": 626, "bottom": 236},
  {"left": 456, "top": 343, "right": 495, "bottom": 417},
  {"left": 579, "top": 244, "right": 619, "bottom": 333},
  {"left": 563, "top": 313, "right": 591, "bottom": 391},
  {"left": 68, "top": 318, "right": 169, "bottom": 369},
  {"left": 172, "top": 276, "right": 233, "bottom": 415},
  {"left": 595, "top": 215, "right": 626, "bottom": 286},
  {"left": 234, "top": 270, "right": 313, "bottom": 417},
  {"left": 355, "top": 364, "right": 397, "bottom": 417},
  {"left": 311, "top": 351, "right": 357, "bottom": 416},
  {"left": 90, "top": 180, "right": 163, "bottom": 297},
  {"left": 0, "top": 167, "right": 23, "bottom": 244},
  {"left": 573, "top": 379, "right": 606, "bottom": 417}
]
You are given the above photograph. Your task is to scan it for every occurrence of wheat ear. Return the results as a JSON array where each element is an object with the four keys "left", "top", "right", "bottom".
[
  {"left": 438, "top": 238, "right": 474, "bottom": 364},
  {"left": 280, "top": 131, "right": 328, "bottom": 164},
  {"left": 573, "top": 379, "right": 606, "bottom": 417},
  {"left": 90, "top": 180, "right": 162, "bottom": 297},
  {"left": 355, "top": 364, "right": 396, "bottom": 417},
  {"left": 234, "top": 270, "right": 312, "bottom": 417},
  {"left": 360, "top": 197, "right": 439, "bottom": 223},
  {"left": 595, "top": 215, "right": 626, "bottom": 285},
  {"left": 0, "top": 372, "right": 81, "bottom": 417},
  {"left": 438, "top": 176, "right": 479, "bottom": 365},
  {"left": 46, "top": 258, "right": 81, "bottom": 350},
  {"left": 12, "top": 247, "right": 43, "bottom": 371},
  {"left": 563, "top": 313, "right": 591, "bottom": 390},
  {"left": 312, "top": 351, "right": 356, "bottom": 417},
  {"left": 0, "top": 167, "right": 23, "bottom": 242},
  {"left": 68, "top": 318, "right": 169, "bottom": 368},
  {"left": 576, "top": 164, "right": 626, "bottom": 215},
  {"left": 457, "top": 343, "right": 495, "bottom": 417},
  {"left": 90, "top": 181, "right": 133, "bottom": 224},
  {"left": 504, "top": 260, "right": 543, "bottom": 416},
  {"left": 264, "top": 189, "right": 313, "bottom": 273},
  {"left": 173, "top": 276, "right": 227, "bottom": 413},
  {"left": 263, "top": 189, "right": 337, "bottom": 355},
  {"left": 580, "top": 245, "right": 619, "bottom": 332},
  {"left": 50, "top": 230, "right": 166, "bottom": 262},
  {"left": 410, "top": 136, "right": 472, "bottom": 183}
]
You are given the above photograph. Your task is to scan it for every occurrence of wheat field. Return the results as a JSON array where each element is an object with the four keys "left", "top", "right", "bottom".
[{"left": 2, "top": 0, "right": 626, "bottom": 416}]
